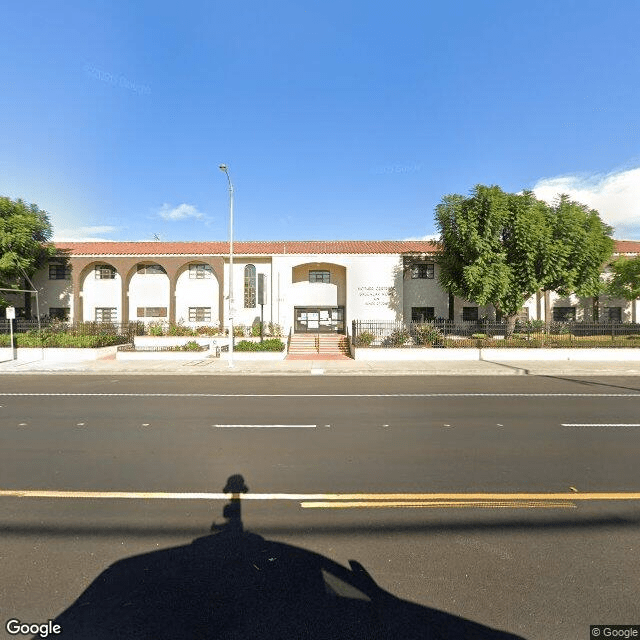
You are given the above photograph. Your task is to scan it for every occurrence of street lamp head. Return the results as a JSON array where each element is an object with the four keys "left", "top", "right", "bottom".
[{"left": 219, "top": 164, "right": 228, "bottom": 172}]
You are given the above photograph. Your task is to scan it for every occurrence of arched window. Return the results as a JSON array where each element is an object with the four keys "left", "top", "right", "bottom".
[{"left": 244, "top": 264, "right": 256, "bottom": 308}]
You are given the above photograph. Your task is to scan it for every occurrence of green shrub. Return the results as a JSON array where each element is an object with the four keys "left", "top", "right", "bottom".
[
  {"left": 167, "top": 340, "right": 205, "bottom": 352},
  {"left": 233, "top": 325, "right": 248, "bottom": 337},
  {"left": 235, "top": 338, "right": 284, "bottom": 352},
  {"left": 167, "top": 321, "right": 196, "bottom": 336},
  {"left": 148, "top": 322, "right": 164, "bottom": 336},
  {"left": 383, "top": 328, "right": 410, "bottom": 347},
  {"left": 267, "top": 322, "right": 283, "bottom": 337},
  {"left": 414, "top": 323, "right": 443, "bottom": 346},
  {"left": 355, "top": 331, "right": 375, "bottom": 347},
  {"left": 251, "top": 321, "right": 262, "bottom": 337},
  {"left": 5, "top": 333, "right": 129, "bottom": 348},
  {"left": 195, "top": 325, "right": 221, "bottom": 336}
]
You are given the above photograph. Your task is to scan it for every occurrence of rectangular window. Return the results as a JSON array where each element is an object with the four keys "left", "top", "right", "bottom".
[
  {"left": 189, "top": 307, "right": 211, "bottom": 322},
  {"left": 136, "top": 307, "right": 168, "bottom": 318},
  {"left": 95, "top": 307, "right": 117, "bottom": 322},
  {"left": 95, "top": 265, "right": 116, "bottom": 279},
  {"left": 553, "top": 306, "right": 576, "bottom": 322},
  {"left": 411, "top": 263, "right": 435, "bottom": 279},
  {"left": 462, "top": 307, "right": 479, "bottom": 321},
  {"left": 137, "top": 264, "right": 166, "bottom": 275},
  {"left": 189, "top": 264, "right": 212, "bottom": 279},
  {"left": 49, "top": 263, "right": 71, "bottom": 280},
  {"left": 309, "top": 270, "right": 330, "bottom": 283},
  {"left": 411, "top": 307, "right": 435, "bottom": 323},
  {"left": 49, "top": 307, "right": 70, "bottom": 320},
  {"left": 606, "top": 307, "right": 622, "bottom": 322}
]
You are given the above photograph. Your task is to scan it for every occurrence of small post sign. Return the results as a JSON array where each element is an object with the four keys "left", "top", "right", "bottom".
[
  {"left": 6, "top": 306, "right": 16, "bottom": 358},
  {"left": 257, "top": 275, "right": 267, "bottom": 342}
]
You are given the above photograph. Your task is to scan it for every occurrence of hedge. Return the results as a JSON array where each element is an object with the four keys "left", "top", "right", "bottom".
[{"left": 234, "top": 339, "right": 285, "bottom": 352}]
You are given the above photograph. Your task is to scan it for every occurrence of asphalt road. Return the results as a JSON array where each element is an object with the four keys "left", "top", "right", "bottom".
[{"left": 1, "top": 374, "right": 639, "bottom": 639}]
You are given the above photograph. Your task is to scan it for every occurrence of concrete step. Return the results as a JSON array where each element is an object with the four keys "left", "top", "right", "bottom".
[{"left": 289, "top": 334, "right": 350, "bottom": 356}]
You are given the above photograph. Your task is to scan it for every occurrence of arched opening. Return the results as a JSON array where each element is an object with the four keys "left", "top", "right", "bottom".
[{"left": 290, "top": 262, "right": 346, "bottom": 333}]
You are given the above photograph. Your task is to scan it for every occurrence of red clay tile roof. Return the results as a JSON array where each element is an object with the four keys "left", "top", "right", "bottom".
[
  {"left": 613, "top": 240, "right": 640, "bottom": 254},
  {"left": 53, "top": 239, "right": 639, "bottom": 256},
  {"left": 53, "top": 240, "right": 442, "bottom": 256}
]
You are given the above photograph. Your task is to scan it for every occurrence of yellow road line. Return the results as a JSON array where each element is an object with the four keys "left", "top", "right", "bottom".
[{"left": 0, "top": 490, "right": 639, "bottom": 501}]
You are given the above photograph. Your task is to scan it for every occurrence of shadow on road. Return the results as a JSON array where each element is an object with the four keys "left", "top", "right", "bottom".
[
  {"left": 48, "top": 475, "right": 526, "bottom": 639},
  {"left": 539, "top": 374, "right": 640, "bottom": 394}
]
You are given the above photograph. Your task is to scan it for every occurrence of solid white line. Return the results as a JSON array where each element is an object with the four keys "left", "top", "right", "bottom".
[
  {"left": 0, "top": 490, "right": 639, "bottom": 501},
  {"left": 301, "top": 500, "right": 577, "bottom": 509},
  {"left": 0, "top": 393, "right": 639, "bottom": 398},
  {"left": 213, "top": 424, "right": 316, "bottom": 428},
  {"left": 562, "top": 423, "right": 640, "bottom": 427}
]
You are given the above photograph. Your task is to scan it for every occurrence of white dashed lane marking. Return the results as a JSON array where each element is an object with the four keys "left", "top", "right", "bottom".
[
  {"left": 1, "top": 393, "right": 640, "bottom": 398},
  {"left": 562, "top": 423, "right": 640, "bottom": 427},
  {"left": 213, "top": 424, "right": 317, "bottom": 429}
]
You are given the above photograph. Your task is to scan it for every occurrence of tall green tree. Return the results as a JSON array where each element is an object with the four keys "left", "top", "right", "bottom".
[
  {"left": 607, "top": 255, "right": 640, "bottom": 302},
  {"left": 0, "top": 196, "right": 57, "bottom": 313},
  {"left": 435, "top": 185, "right": 614, "bottom": 334}
]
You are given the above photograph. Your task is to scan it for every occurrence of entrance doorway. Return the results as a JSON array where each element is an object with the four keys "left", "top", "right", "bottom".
[{"left": 294, "top": 306, "right": 345, "bottom": 333}]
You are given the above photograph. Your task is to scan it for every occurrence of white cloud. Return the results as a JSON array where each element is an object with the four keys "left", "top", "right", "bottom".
[
  {"left": 158, "top": 203, "right": 204, "bottom": 221},
  {"left": 53, "top": 225, "right": 119, "bottom": 241},
  {"left": 532, "top": 168, "right": 640, "bottom": 238},
  {"left": 403, "top": 233, "right": 440, "bottom": 241}
]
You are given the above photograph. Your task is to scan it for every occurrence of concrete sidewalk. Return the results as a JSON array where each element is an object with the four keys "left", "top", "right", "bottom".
[{"left": 1, "top": 354, "right": 640, "bottom": 375}]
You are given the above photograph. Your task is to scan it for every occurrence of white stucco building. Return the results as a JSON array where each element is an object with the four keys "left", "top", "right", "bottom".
[{"left": 3, "top": 239, "right": 640, "bottom": 331}]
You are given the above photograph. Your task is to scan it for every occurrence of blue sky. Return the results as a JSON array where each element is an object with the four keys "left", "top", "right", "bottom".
[{"left": 2, "top": 0, "right": 640, "bottom": 242}]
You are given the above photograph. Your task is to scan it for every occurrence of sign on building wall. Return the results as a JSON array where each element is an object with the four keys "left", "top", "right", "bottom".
[{"left": 357, "top": 286, "right": 391, "bottom": 307}]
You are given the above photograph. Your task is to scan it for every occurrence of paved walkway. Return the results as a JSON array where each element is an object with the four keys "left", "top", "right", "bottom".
[{"left": 1, "top": 354, "right": 640, "bottom": 376}]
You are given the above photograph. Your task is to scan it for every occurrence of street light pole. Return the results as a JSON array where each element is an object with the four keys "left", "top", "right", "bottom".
[{"left": 219, "top": 164, "right": 234, "bottom": 368}]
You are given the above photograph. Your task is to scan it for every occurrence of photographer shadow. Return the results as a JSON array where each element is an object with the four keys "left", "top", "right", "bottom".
[{"left": 50, "top": 475, "right": 526, "bottom": 639}]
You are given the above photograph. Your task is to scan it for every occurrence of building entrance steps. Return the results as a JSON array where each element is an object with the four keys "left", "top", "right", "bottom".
[{"left": 287, "top": 333, "right": 352, "bottom": 359}]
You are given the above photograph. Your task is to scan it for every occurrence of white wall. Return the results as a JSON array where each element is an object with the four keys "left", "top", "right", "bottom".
[
  {"left": 175, "top": 267, "right": 220, "bottom": 326},
  {"left": 345, "top": 255, "right": 402, "bottom": 326},
  {"left": 128, "top": 271, "right": 170, "bottom": 322},
  {"left": 402, "top": 261, "right": 448, "bottom": 319},
  {"left": 28, "top": 267, "right": 73, "bottom": 318},
  {"left": 82, "top": 269, "right": 121, "bottom": 321},
  {"left": 223, "top": 258, "right": 272, "bottom": 330},
  {"left": 289, "top": 282, "right": 338, "bottom": 306}
]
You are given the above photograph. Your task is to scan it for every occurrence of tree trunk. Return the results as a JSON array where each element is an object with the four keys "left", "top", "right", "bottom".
[
  {"left": 448, "top": 291, "right": 454, "bottom": 322},
  {"left": 593, "top": 295, "right": 599, "bottom": 322},
  {"left": 544, "top": 290, "right": 551, "bottom": 332},
  {"left": 23, "top": 278, "right": 32, "bottom": 320},
  {"left": 505, "top": 314, "right": 517, "bottom": 337}
]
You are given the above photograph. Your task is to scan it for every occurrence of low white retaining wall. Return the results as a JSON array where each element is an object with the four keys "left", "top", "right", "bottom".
[
  {"left": 481, "top": 348, "right": 640, "bottom": 361},
  {"left": 134, "top": 336, "right": 228, "bottom": 348},
  {"left": 0, "top": 346, "right": 119, "bottom": 362},
  {"left": 116, "top": 349, "right": 210, "bottom": 361},
  {"left": 220, "top": 351, "right": 287, "bottom": 361},
  {"left": 354, "top": 348, "right": 479, "bottom": 361},
  {"left": 354, "top": 347, "right": 640, "bottom": 361}
]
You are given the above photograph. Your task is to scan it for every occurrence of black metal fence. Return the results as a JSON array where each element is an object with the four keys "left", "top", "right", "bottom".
[
  {"left": 352, "top": 320, "right": 640, "bottom": 348},
  {"left": 0, "top": 320, "right": 146, "bottom": 338},
  {"left": 117, "top": 344, "right": 213, "bottom": 353}
]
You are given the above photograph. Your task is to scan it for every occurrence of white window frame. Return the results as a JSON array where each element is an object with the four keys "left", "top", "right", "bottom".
[
  {"left": 189, "top": 307, "right": 211, "bottom": 322},
  {"left": 95, "top": 307, "right": 117, "bottom": 322},
  {"left": 189, "top": 264, "right": 212, "bottom": 279}
]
